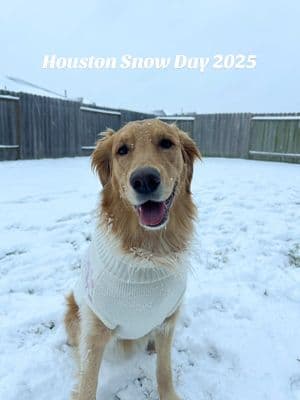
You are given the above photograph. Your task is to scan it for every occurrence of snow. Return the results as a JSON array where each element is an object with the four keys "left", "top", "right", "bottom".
[
  {"left": 0, "top": 145, "right": 19, "bottom": 149},
  {"left": 0, "top": 95, "right": 20, "bottom": 101},
  {"left": 80, "top": 107, "right": 121, "bottom": 115},
  {"left": 252, "top": 117, "right": 300, "bottom": 120},
  {"left": 0, "top": 75, "right": 63, "bottom": 99},
  {"left": 157, "top": 117, "right": 195, "bottom": 121},
  {"left": 249, "top": 151, "right": 300, "bottom": 158},
  {"left": 0, "top": 157, "right": 299, "bottom": 400}
]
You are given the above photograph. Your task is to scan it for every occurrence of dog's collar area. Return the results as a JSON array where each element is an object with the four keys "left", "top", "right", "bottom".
[
  {"left": 134, "top": 183, "right": 177, "bottom": 228},
  {"left": 93, "top": 225, "right": 187, "bottom": 283}
]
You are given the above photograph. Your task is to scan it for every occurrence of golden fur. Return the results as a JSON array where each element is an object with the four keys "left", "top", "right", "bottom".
[
  {"left": 92, "top": 120, "right": 200, "bottom": 254},
  {"left": 65, "top": 119, "right": 200, "bottom": 400}
]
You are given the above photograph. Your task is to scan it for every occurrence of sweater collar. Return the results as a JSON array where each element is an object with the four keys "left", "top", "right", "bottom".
[{"left": 91, "top": 224, "right": 188, "bottom": 284}]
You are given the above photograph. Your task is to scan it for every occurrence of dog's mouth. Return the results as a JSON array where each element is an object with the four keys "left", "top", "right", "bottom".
[{"left": 134, "top": 185, "right": 176, "bottom": 229}]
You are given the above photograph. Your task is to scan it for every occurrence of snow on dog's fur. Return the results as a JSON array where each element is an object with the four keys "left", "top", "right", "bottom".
[{"left": 64, "top": 119, "right": 200, "bottom": 400}]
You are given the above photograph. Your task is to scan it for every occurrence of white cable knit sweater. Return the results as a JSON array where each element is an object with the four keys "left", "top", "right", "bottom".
[{"left": 74, "top": 226, "right": 188, "bottom": 340}]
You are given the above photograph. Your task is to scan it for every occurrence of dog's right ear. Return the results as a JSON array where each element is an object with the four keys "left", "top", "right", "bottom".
[
  {"left": 178, "top": 128, "right": 201, "bottom": 193},
  {"left": 91, "top": 129, "right": 114, "bottom": 186}
]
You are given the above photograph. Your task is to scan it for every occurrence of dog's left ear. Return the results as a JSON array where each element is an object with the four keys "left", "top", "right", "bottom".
[
  {"left": 91, "top": 129, "right": 114, "bottom": 186},
  {"left": 178, "top": 129, "right": 201, "bottom": 193}
]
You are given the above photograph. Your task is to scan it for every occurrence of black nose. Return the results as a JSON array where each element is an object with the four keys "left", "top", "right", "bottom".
[{"left": 130, "top": 167, "right": 161, "bottom": 194}]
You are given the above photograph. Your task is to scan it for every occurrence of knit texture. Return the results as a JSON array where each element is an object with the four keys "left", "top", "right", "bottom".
[{"left": 74, "top": 226, "right": 188, "bottom": 339}]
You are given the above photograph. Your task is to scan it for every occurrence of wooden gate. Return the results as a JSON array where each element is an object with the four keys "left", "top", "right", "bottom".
[
  {"left": 249, "top": 116, "right": 300, "bottom": 163},
  {"left": 0, "top": 94, "right": 20, "bottom": 160}
]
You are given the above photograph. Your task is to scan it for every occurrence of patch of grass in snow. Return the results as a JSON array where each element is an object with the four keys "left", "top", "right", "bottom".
[
  {"left": 32, "top": 321, "right": 55, "bottom": 335},
  {"left": 0, "top": 248, "right": 27, "bottom": 261},
  {"left": 288, "top": 243, "right": 300, "bottom": 268}
]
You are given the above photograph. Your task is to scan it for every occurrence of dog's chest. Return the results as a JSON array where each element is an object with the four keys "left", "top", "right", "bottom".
[{"left": 76, "top": 229, "right": 187, "bottom": 340}]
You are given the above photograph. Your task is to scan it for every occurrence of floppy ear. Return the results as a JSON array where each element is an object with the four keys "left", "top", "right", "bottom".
[
  {"left": 178, "top": 129, "right": 201, "bottom": 193},
  {"left": 91, "top": 129, "right": 114, "bottom": 186}
]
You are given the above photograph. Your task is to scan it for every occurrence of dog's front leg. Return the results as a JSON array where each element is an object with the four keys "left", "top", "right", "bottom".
[
  {"left": 72, "top": 304, "right": 112, "bottom": 400},
  {"left": 155, "top": 310, "right": 181, "bottom": 400}
]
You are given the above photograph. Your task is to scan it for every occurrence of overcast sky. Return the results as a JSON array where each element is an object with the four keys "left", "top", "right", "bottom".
[{"left": 0, "top": 0, "right": 299, "bottom": 114}]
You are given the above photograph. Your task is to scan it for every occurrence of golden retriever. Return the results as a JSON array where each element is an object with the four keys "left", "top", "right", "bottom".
[{"left": 65, "top": 119, "right": 200, "bottom": 400}]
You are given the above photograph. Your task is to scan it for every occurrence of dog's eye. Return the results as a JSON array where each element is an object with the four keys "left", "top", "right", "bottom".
[
  {"left": 117, "top": 145, "right": 129, "bottom": 155},
  {"left": 159, "top": 138, "right": 174, "bottom": 149}
]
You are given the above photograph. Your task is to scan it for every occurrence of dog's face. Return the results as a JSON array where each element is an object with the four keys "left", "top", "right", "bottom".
[{"left": 92, "top": 120, "right": 200, "bottom": 230}]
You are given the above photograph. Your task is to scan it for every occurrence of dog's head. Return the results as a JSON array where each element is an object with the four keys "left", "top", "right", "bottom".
[{"left": 92, "top": 119, "right": 200, "bottom": 231}]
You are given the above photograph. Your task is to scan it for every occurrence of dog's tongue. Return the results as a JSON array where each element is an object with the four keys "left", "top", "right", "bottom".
[{"left": 138, "top": 201, "right": 165, "bottom": 226}]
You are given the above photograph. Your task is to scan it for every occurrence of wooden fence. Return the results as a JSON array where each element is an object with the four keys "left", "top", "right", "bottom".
[
  {"left": 164, "top": 113, "right": 300, "bottom": 163},
  {"left": 192, "top": 113, "right": 252, "bottom": 159},
  {"left": 0, "top": 90, "right": 155, "bottom": 161},
  {"left": 0, "top": 89, "right": 299, "bottom": 163},
  {"left": 249, "top": 114, "right": 300, "bottom": 163},
  {"left": 157, "top": 116, "right": 195, "bottom": 136}
]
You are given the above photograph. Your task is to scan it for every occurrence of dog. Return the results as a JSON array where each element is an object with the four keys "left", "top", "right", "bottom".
[{"left": 65, "top": 119, "right": 200, "bottom": 400}]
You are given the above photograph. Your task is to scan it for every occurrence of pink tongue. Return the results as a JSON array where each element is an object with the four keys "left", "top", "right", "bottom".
[{"left": 138, "top": 201, "right": 165, "bottom": 226}]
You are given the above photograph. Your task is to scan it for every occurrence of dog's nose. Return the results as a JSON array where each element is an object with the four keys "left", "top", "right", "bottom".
[{"left": 130, "top": 167, "right": 161, "bottom": 194}]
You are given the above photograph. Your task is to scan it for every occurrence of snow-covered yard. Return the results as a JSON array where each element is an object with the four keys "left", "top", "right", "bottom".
[{"left": 0, "top": 157, "right": 299, "bottom": 400}]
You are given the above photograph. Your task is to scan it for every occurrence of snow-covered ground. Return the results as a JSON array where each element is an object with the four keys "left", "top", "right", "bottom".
[{"left": 0, "top": 157, "right": 299, "bottom": 400}]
